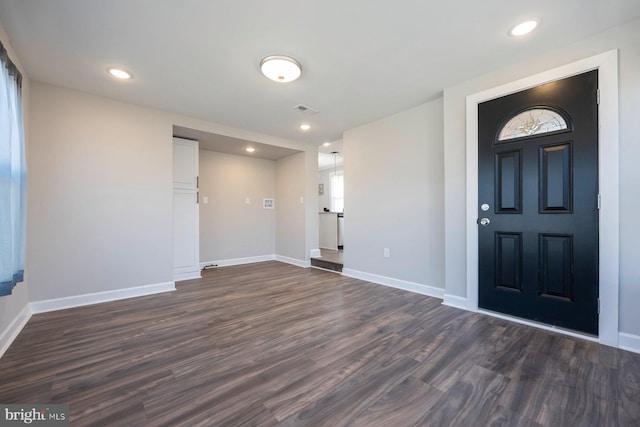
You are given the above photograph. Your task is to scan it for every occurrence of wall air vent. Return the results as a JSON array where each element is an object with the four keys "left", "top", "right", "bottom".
[{"left": 293, "top": 104, "right": 319, "bottom": 114}]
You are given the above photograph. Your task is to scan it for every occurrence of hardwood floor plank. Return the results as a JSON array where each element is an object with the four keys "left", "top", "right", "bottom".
[
  {"left": 0, "top": 261, "right": 638, "bottom": 426},
  {"left": 415, "top": 364, "right": 533, "bottom": 427},
  {"left": 618, "top": 387, "right": 640, "bottom": 426},
  {"left": 277, "top": 354, "right": 418, "bottom": 426},
  {"left": 178, "top": 401, "right": 279, "bottom": 427},
  {"left": 346, "top": 376, "right": 443, "bottom": 426},
  {"left": 263, "top": 333, "right": 410, "bottom": 422},
  {"left": 145, "top": 354, "right": 317, "bottom": 426},
  {"left": 72, "top": 398, "right": 148, "bottom": 427}
]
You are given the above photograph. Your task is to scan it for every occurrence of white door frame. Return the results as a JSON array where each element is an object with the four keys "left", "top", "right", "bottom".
[{"left": 465, "top": 50, "right": 619, "bottom": 346}]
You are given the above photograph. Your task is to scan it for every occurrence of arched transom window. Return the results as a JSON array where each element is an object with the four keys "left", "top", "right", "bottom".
[{"left": 498, "top": 108, "right": 569, "bottom": 142}]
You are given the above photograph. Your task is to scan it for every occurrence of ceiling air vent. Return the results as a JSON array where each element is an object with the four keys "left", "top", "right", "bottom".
[{"left": 293, "top": 104, "right": 319, "bottom": 114}]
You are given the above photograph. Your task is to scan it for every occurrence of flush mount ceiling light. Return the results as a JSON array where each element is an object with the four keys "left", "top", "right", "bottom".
[
  {"left": 509, "top": 19, "right": 540, "bottom": 37},
  {"left": 260, "top": 55, "right": 302, "bottom": 83},
  {"left": 107, "top": 68, "right": 132, "bottom": 80},
  {"left": 323, "top": 142, "right": 331, "bottom": 147},
  {"left": 245, "top": 147, "right": 256, "bottom": 153},
  {"left": 300, "top": 124, "right": 311, "bottom": 131}
]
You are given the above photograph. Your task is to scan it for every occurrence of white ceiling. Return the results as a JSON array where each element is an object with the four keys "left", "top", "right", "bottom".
[{"left": 1, "top": 1, "right": 639, "bottom": 149}]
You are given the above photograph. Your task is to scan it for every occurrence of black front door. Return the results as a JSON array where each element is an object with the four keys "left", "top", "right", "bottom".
[{"left": 478, "top": 70, "right": 599, "bottom": 335}]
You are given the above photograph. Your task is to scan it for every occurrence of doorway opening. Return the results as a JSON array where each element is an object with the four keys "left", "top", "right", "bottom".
[
  {"left": 313, "top": 142, "right": 344, "bottom": 272},
  {"left": 464, "top": 50, "right": 619, "bottom": 345}
]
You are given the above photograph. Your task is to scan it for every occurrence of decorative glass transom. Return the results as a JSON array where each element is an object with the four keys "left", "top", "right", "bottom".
[{"left": 498, "top": 108, "right": 568, "bottom": 141}]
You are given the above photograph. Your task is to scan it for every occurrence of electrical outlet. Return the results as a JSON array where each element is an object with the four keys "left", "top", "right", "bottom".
[
  {"left": 203, "top": 196, "right": 208, "bottom": 204},
  {"left": 384, "top": 248, "right": 390, "bottom": 258},
  {"left": 245, "top": 197, "right": 250, "bottom": 205}
]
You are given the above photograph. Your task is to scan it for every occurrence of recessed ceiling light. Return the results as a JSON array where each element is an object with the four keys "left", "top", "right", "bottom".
[
  {"left": 323, "top": 142, "right": 331, "bottom": 147},
  {"left": 509, "top": 19, "right": 539, "bottom": 37},
  {"left": 260, "top": 55, "right": 302, "bottom": 83},
  {"left": 300, "top": 124, "right": 311, "bottom": 131},
  {"left": 246, "top": 147, "right": 256, "bottom": 153},
  {"left": 107, "top": 68, "right": 132, "bottom": 80}
]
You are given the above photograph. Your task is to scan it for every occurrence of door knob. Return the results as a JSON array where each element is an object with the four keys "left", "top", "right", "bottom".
[{"left": 479, "top": 217, "right": 491, "bottom": 226}]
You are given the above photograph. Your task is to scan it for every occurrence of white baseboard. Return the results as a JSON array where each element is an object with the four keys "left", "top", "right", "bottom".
[
  {"left": 442, "top": 294, "right": 468, "bottom": 310},
  {"left": 0, "top": 303, "right": 32, "bottom": 359},
  {"left": 310, "top": 248, "right": 321, "bottom": 258},
  {"left": 200, "top": 255, "right": 275, "bottom": 269},
  {"left": 275, "top": 255, "right": 310, "bottom": 268},
  {"left": 174, "top": 271, "right": 201, "bottom": 282},
  {"left": 341, "top": 268, "right": 444, "bottom": 299},
  {"left": 30, "top": 281, "right": 176, "bottom": 314},
  {"left": 619, "top": 332, "right": 640, "bottom": 354}
]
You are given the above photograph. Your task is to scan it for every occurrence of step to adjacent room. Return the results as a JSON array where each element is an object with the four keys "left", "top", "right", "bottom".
[{"left": 311, "top": 249, "right": 343, "bottom": 273}]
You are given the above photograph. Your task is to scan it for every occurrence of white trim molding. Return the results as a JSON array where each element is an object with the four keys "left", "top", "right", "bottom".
[
  {"left": 442, "top": 294, "right": 468, "bottom": 310},
  {"left": 619, "top": 332, "right": 640, "bottom": 354},
  {"left": 465, "top": 50, "right": 620, "bottom": 346},
  {"left": 200, "top": 255, "right": 275, "bottom": 269},
  {"left": 275, "top": 255, "right": 310, "bottom": 268},
  {"left": 310, "top": 248, "right": 321, "bottom": 258},
  {"left": 174, "top": 271, "right": 201, "bottom": 282},
  {"left": 0, "top": 303, "right": 32, "bottom": 359},
  {"left": 30, "top": 281, "right": 176, "bottom": 314},
  {"left": 342, "top": 268, "right": 445, "bottom": 299}
]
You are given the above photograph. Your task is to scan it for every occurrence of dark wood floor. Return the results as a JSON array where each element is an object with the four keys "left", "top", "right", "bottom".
[{"left": 0, "top": 261, "right": 638, "bottom": 426}]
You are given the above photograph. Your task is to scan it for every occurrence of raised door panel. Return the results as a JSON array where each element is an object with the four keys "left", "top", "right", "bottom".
[
  {"left": 539, "top": 143, "right": 572, "bottom": 213},
  {"left": 495, "top": 232, "right": 523, "bottom": 291},
  {"left": 538, "top": 234, "right": 573, "bottom": 301},
  {"left": 495, "top": 150, "right": 522, "bottom": 213},
  {"left": 173, "top": 137, "right": 199, "bottom": 190}
]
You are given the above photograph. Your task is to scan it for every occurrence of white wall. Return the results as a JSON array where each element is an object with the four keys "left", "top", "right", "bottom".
[
  {"left": 199, "top": 150, "right": 275, "bottom": 262},
  {"left": 276, "top": 152, "right": 307, "bottom": 263},
  {"left": 343, "top": 99, "right": 445, "bottom": 288},
  {"left": 26, "top": 82, "right": 316, "bottom": 305},
  {"left": 0, "top": 21, "right": 30, "bottom": 350},
  {"left": 318, "top": 168, "right": 332, "bottom": 211},
  {"left": 28, "top": 83, "right": 174, "bottom": 300},
  {"left": 443, "top": 19, "right": 640, "bottom": 336}
]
